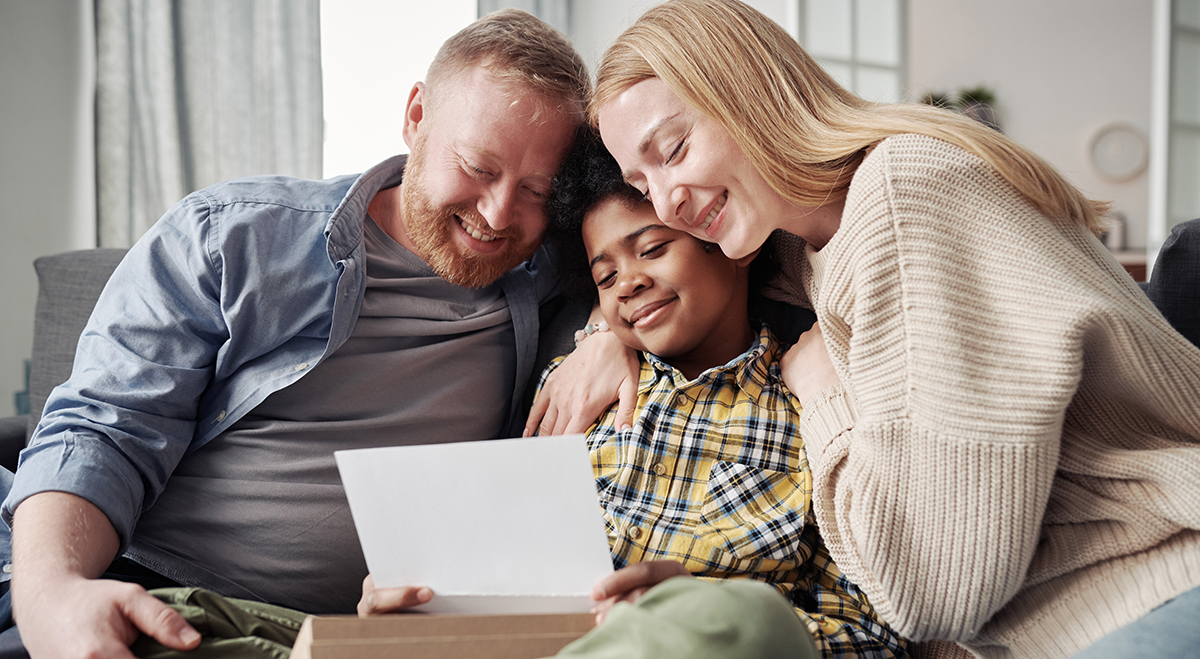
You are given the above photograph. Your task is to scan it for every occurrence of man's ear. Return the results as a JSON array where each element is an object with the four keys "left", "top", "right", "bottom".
[
  {"left": 734, "top": 247, "right": 761, "bottom": 268},
  {"left": 401, "top": 82, "right": 425, "bottom": 150}
]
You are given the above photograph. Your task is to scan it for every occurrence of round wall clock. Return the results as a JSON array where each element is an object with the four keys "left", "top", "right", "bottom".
[{"left": 1089, "top": 123, "right": 1149, "bottom": 183}]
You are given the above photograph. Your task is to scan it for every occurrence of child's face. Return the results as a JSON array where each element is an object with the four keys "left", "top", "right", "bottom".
[{"left": 582, "top": 198, "right": 752, "bottom": 365}]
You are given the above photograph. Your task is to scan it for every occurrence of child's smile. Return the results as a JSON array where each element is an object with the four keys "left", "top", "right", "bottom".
[{"left": 582, "top": 198, "right": 756, "bottom": 380}]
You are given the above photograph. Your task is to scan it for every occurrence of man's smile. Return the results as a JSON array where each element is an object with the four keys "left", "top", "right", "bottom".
[{"left": 457, "top": 215, "right": 499, "bottom": 243}]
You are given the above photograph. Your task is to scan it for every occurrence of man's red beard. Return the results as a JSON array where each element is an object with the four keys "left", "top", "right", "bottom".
[{"left": 401, "top": 142, "right": 544, "bottom": 289}]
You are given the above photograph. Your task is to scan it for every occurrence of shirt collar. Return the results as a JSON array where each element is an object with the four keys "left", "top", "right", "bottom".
[{"left": 639, "top": 323, "right": 784, "bottom": 400}]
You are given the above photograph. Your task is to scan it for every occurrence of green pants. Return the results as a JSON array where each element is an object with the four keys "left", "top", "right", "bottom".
[
  {"left": 137, "top": 578, "right": 816, "bottom": 659},
  {"left": 133, "top": 588, "right": 305, "bottom": 659},
  {"left": 552, "top": 578, "right": 818, "bottom": 659}
]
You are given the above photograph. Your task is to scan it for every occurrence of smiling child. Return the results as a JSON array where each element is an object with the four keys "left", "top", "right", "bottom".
[{"left": 536, "top": 128, "right": 908, "bottom": 658}]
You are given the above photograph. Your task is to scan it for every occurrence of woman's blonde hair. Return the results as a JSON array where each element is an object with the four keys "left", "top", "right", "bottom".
[{"left": 592, "top": 0, "right": 1107, "bottom": 234}]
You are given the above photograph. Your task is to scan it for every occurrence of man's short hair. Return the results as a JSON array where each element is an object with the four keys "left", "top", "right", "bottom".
[{"left": 427, "top": 9, "right": 591, "bottom": 120}]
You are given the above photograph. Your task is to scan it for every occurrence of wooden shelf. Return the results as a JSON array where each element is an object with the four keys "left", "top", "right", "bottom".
[{"left": 1111, "top": 249, "right": 1147, "bottom": 282}]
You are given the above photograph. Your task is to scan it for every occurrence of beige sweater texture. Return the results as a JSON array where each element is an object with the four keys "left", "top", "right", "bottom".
[{"left": 770, "top": 134, "right": 1200, "bottom": 659}]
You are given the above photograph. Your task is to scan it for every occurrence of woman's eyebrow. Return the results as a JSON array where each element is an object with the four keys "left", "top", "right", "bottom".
[{"left": 621, "top": 112, "right": 682, "bottom": 180}]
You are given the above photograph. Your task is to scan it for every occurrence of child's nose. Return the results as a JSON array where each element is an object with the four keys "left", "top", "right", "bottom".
[{"left": 616, "top": 271, "right": 651, "bottom": 298}]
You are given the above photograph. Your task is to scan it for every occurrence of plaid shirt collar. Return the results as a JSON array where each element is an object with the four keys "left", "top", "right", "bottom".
[{"left": 639, "top": 323, "right": 786, "bottom": 404}]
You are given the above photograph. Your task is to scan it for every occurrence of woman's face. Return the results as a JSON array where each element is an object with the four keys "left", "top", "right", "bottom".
[{"left": 597, "top": 78, "right": 795, "bottom": 260}]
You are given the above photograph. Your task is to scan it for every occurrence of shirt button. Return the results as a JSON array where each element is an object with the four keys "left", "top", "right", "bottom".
[
  {"left": 2, "top": 564, "right": 12, "bottom": 574},
  {"left": 215, "top": 410, "right": 227, "bottom": 423},
  {"left": 294, "top": 363, "right": 309, "bottom": 372},
  {"left": 675, "top": 393, "right": 688, "bottom": 406},
  {"left": 627, "top": 526, "right": 642, "bottom": 540},
  {"left": 652, "top": 463, "right": 667, "bottom": 476}
]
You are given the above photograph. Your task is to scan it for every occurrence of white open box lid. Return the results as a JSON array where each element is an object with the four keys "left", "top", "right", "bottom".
[{"left": 335, "top": 434, "right": 614, "bottom": 614}]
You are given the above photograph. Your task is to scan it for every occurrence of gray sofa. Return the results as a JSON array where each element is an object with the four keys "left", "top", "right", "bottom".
[
  {"left": 1141, "top": 217, "right": 1200, "bottom": 347},
  {"left": 3, "top": 219, "right": 1195, "bottom": 472},
  {"left": 0, "top": 249, "right": 128, "bottom": 471}
]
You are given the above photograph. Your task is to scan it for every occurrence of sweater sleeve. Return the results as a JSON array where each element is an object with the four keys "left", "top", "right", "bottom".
[{"left": 798, "top": 134, "right": 1110, "bottom": 641}]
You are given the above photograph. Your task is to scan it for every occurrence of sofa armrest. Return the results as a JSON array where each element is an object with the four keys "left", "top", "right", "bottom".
[{"left": 0, "top": 414, "right": 29, "bottom": 472}]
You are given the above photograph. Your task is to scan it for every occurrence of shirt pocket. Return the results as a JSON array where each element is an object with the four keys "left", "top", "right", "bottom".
[{"left": 696, "top": 460, "right": 812, "bottom": 562}]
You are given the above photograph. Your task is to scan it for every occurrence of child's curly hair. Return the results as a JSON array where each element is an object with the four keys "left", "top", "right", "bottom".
[
  {"left": 546, "top": 125, "right": 778, "bottom": 303},
  {"left": 546, "top": 126, "right": 645, "bottom": 303}
]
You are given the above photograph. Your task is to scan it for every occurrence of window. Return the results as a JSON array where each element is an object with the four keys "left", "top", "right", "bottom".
[
  {"left": 797, "top": 0, "right": 907, "bottom": 103},
  {"left": 1169, "top": 0, "right": 1200, "bottom": 228},
  {"left": 478, "top": 0, "right": 569, "bottom": 34},
  {"left": 320, "top": 0, "right": 475, "bottom": 177}
]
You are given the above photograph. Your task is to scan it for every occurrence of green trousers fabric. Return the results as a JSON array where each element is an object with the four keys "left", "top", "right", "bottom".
[
  {"left": 132, "top": 587, "right": 305, "bottom": 659},
  {"left": 551, "top": 577, "right": 819, "bottom": 659},
  {"left": 136, "top": 578, "right": 817, "bottom": 659}
]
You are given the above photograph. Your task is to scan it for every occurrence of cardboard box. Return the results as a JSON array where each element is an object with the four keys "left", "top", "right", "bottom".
[{"left": 290, "top": 612, "right": 596, "bottom": 659}]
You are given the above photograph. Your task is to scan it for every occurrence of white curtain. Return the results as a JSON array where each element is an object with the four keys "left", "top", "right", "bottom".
[
  {"left": 95, "top": 0, "right": 323, "bottom": 247},
  {"left": 478, "top": 0, "right": 571, "bottom": 35}
]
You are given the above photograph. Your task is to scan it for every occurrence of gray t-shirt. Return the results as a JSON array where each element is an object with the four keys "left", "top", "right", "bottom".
[{"left": 127, "top": 217, "right": 517, "bottom": 613}]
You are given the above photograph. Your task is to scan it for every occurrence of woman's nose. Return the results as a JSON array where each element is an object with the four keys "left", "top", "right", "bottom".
[{"left": 649, "top": 177, "right": 688, "bottom": 229}]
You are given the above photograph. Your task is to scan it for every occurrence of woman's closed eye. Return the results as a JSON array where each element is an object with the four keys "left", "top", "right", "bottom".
[{"left": 664, "top": 137, "right": 685, "bottom": 165}]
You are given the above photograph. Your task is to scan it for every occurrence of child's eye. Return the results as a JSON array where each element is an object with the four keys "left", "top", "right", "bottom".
[
  {"left": 641, "top": 242, "right": 670, "bottom": 258},
  {"left": 595, "top": 271, "right": 616, "bottom": 289}
]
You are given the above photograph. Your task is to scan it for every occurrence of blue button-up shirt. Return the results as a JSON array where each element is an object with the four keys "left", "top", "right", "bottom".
[{"left": 1, "top": 156, "right": 553, "bottom": 555}]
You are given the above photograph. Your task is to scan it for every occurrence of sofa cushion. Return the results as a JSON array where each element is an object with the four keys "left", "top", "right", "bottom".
[
  {"left": 1141, "top": 217, "right": 1200, "bottom": 347},
  {"left": 27, "top": 248, "right": 128, "bottom": 439}
]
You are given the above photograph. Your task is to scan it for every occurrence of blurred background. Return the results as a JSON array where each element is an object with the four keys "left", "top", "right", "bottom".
[{"left": 1, "top": 0, "right": 1196, "bottom": 416}]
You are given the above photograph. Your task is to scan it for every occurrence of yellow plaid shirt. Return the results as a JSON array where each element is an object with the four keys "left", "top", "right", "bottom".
[{"left": 540, "top": 325, "right": 907, "bottom": 658}]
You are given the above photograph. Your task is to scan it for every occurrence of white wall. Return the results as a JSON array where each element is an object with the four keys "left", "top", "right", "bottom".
[
  {"left": 0, "top": 0, "right": 96, "bottom": 416},
  {"left": 572, "top": 0, "right": 789, "bottom": 73},
  {"left": 320, "top": 0, "right": 789, "bottom": 175},
  {"left": 321, "top": 0, "right": 476, "bottom": 177},
  {"left": 577, "top": 0, "right": 1154, "bottom": 250},
  {"left": 0, "top": 0, "right": 1160, "bottom": 415},
  {"left": 908, "top": 0, "right": 1154, "bottom": 248}
]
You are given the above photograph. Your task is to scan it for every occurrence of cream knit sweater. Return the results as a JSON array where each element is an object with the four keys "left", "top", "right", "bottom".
[{"left": 771, "top": 134, "right": 1200, "bottom": 658}]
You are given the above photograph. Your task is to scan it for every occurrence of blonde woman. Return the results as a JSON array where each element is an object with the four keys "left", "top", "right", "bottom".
[{"left": 589, "top": 1, "right": 1200, "bottom": 657}]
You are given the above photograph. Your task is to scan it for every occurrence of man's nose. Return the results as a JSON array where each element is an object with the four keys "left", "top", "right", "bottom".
[{"left": 479, "top": 185, "right": 517, "bottom": 231}]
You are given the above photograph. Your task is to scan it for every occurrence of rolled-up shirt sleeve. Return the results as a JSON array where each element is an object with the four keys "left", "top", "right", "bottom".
[{"left": 3, "top": 192, "right": 227, "bottom": 548}]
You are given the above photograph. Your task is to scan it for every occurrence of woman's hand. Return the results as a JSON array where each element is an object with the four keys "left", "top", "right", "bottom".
[
  {"left": 589, "top": 561, "right": 692, "bottom": 624},
  {"left": 781, "top": 322, "right": 842, "bottom": 406},
  {"left": 525, "top": 327, "right": 639, "bottom": 436},
  {"left": 356, "top": 574, "right": 433, "bottom": 616}
]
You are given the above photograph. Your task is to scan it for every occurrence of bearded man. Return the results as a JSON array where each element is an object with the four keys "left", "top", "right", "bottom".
[{"left": 0, "top": 10, "right": 595, "bottom": 659}]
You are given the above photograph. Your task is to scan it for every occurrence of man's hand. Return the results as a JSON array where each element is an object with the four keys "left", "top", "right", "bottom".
[
  {"left": 589, "top": 561, "right": 691, "bottom": 624},
  {"left": 780, "top": 321, "right": 842, "bottom": 406},
  {"left": 357, "top": 574, "right": 433, "bottom": 616},
  {"left": 525, "top": 328, "right": 639, "bottom": 437},
  {"left": 20, "top": 575, "right": 199, "bottom": 659},
  {"left": 12, "top": 492, "right": 200, "bottom": 659}
]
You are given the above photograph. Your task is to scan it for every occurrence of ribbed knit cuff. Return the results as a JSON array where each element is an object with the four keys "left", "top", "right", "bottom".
[{"left": 798, "top": 382, "right": 858, "bottom": 465}]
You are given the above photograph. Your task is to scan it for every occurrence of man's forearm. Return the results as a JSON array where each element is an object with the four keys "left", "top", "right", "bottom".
[
  {"left": 11, "top": 491, "right": 119, "bottom": 610},
  {"left": 9, "top": 492, "right": 201, "bottom": 658}
]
